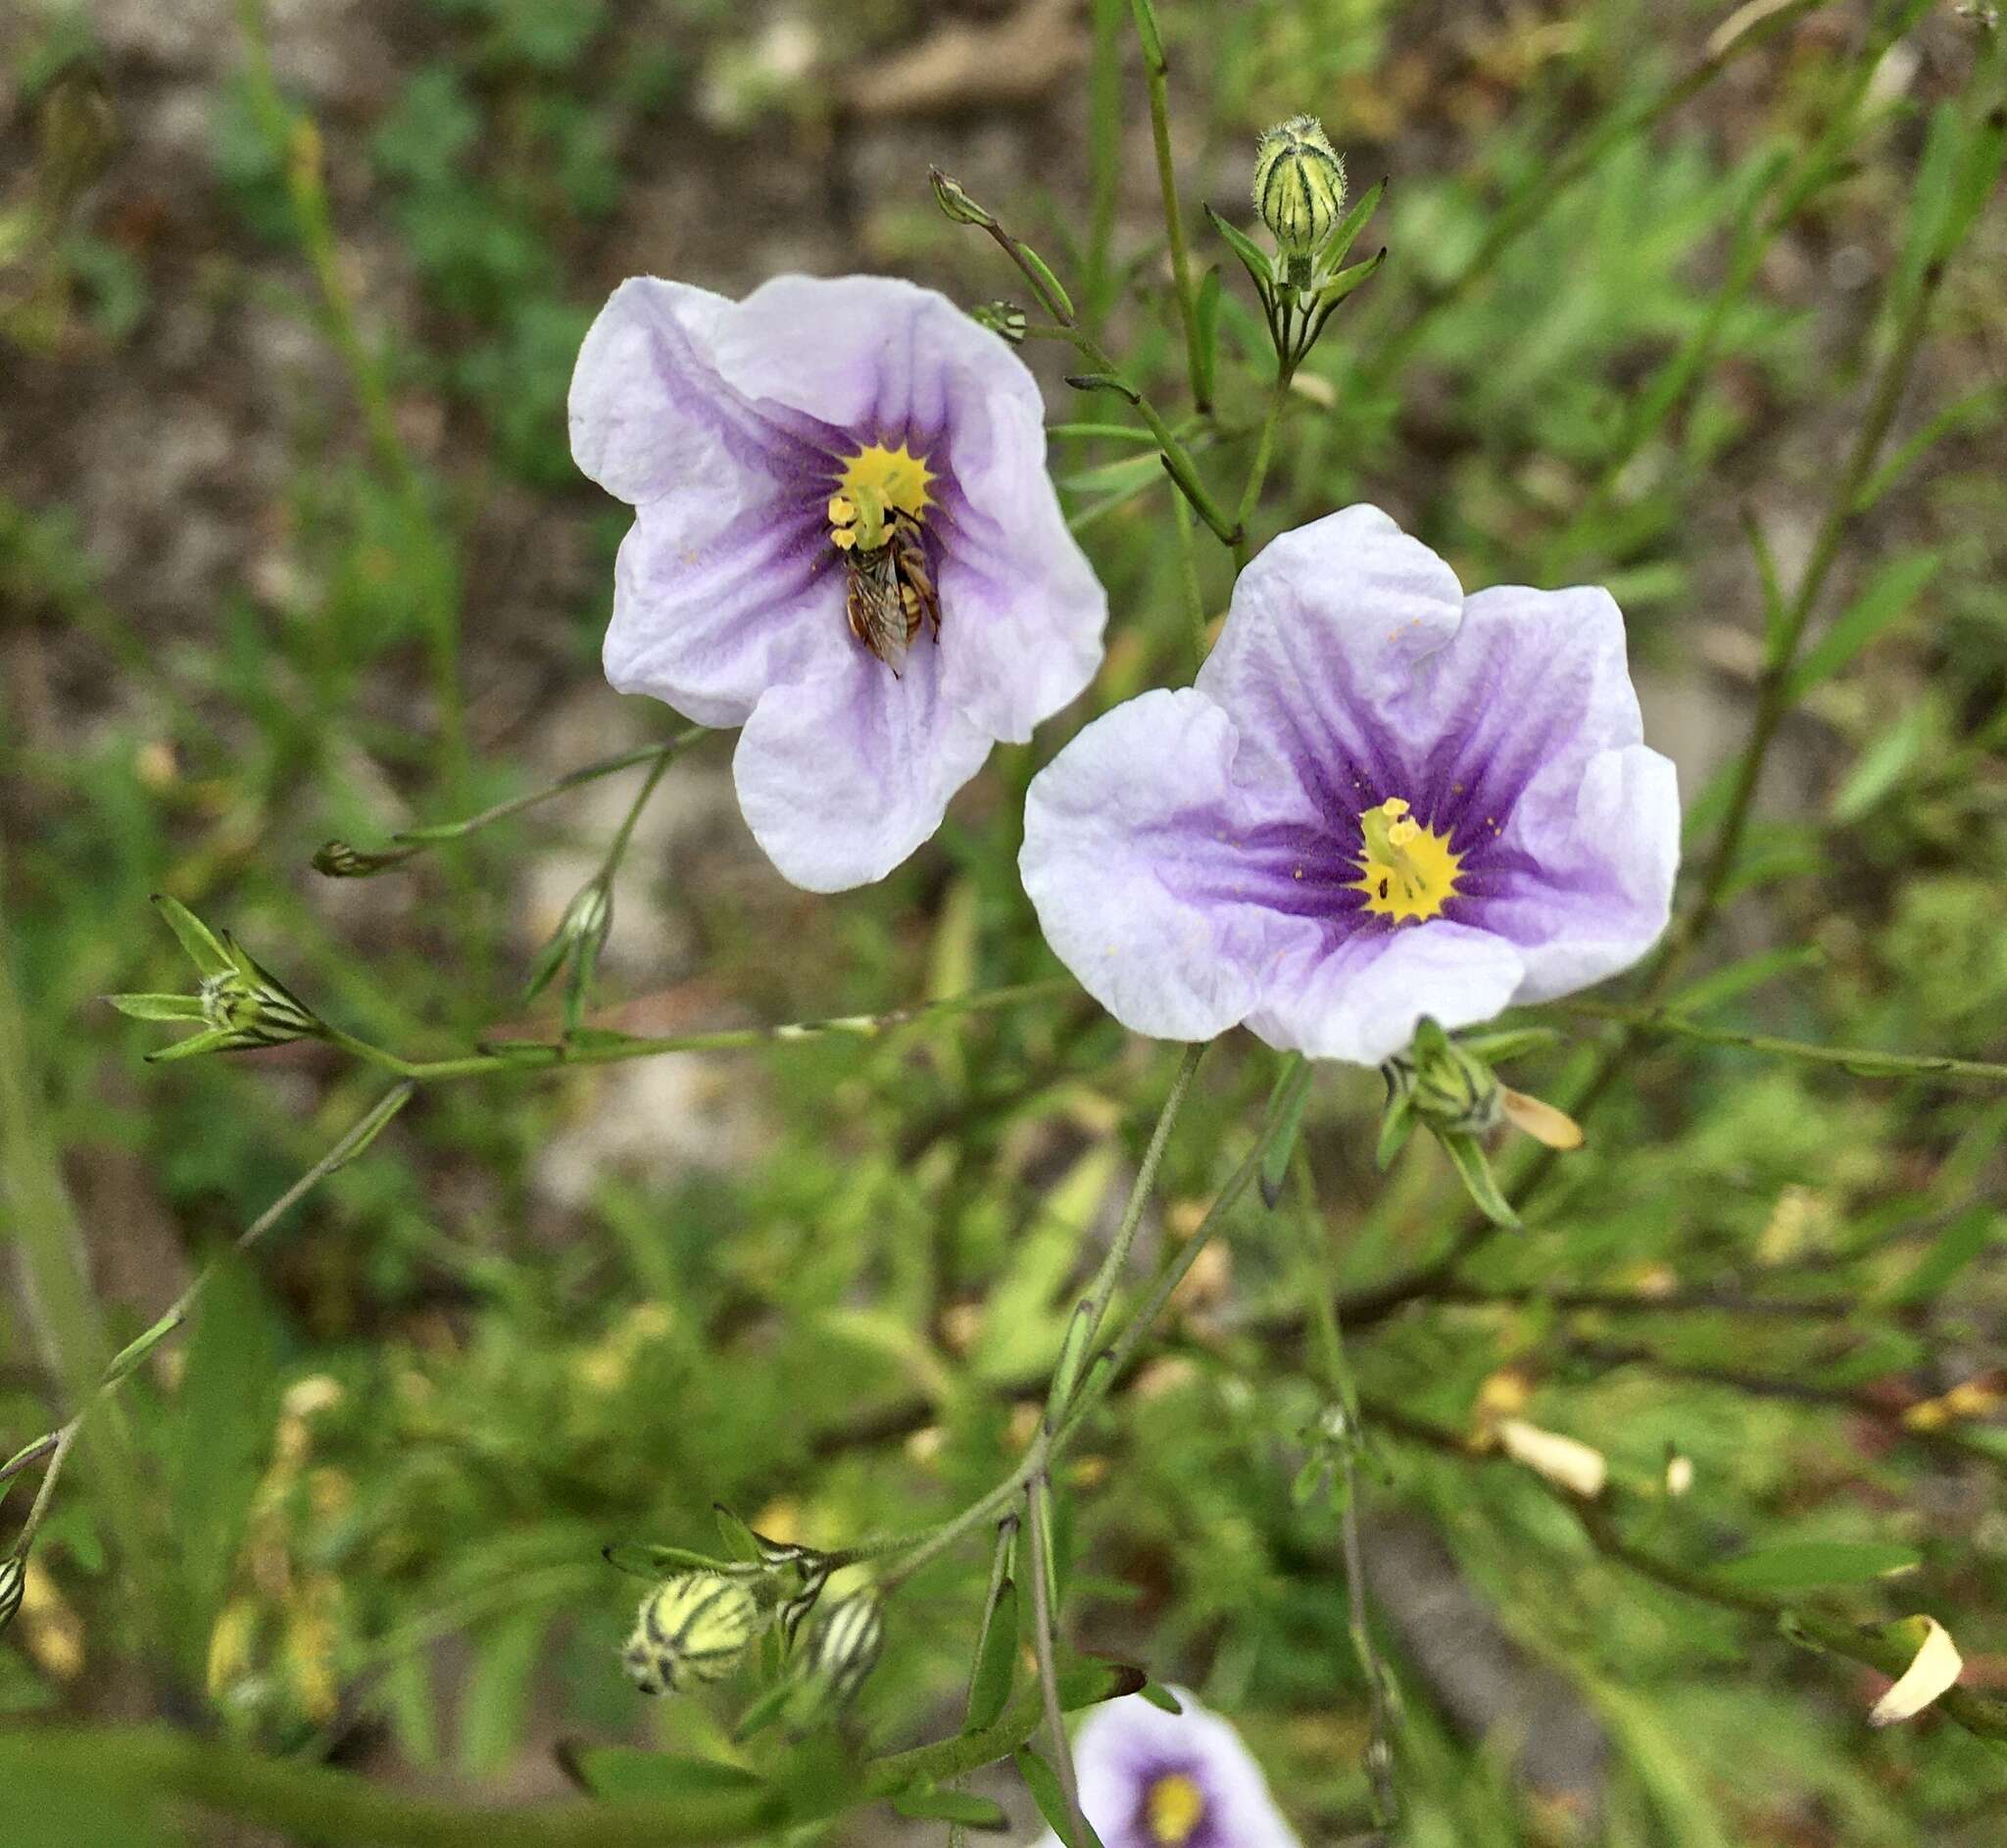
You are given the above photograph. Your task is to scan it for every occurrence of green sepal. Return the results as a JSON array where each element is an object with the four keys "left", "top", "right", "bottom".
[
  {"left": 144, "top": 1029, "right": 236, "bottom": 1062},
  {"left": 150, "top": 893, "right": 232, "bottom": 977},
  {"left": 1057, "top": 1658, "right": 1147, "bottom": 1709},
  {"left": 1320, "top": 174, "right": 1385, "bottom": 270},
  {"left": 1204, "top": 203, "right": 1274, "bottom": 292},
  {"left": 1454, "top": 1025, "right": 1563, "bottom": 1066},
  {"left": 602, "top": 1539, "right": 752, "bottom": 1581},
  {"left": 1437, "top": 1130, "right": 1519, "bottom": 1229},
  {"left": 1375, "top": 1092, "right": 1415, "bottom": 1170},
  {"left": 105, "top": 993, "right": 207, "bottom": 1022}
]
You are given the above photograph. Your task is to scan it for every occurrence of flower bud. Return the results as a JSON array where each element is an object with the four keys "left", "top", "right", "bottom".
[
  {"left": 0, "top": 1556, "right": 24, "bottom": 1634},
  {"left": 1251, "top": 116, "right": 1346, "bottom": 267},
  {"left": 1385, "top": 1017, "right": 1501, "bottom": 1139},
  {"left": 622, "top": 1571, "right": 760, "bottom": 1697},
  {"left": 785, "top": 1590, "right": 884, "bottom": 1724},
  {"left": 971, "top": 300, "right": 1028, "bottom": 346},
  {"left": 929, "top": 168, "right": 996, "bottom": 229}
]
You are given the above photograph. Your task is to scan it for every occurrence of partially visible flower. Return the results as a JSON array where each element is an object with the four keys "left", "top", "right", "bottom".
[
  {"left": 623, "top": 1571, "right": 762, "bottom": 1696},
  {"left": 1022, "top": 506, "right": 1679, "bottom": 1066},
  {"left": 0, "top": 1556, "right": 24, "bottom": 1634},
  {"left": 569, "top": 273, "right": 1106, "bottom": 891},
  {"left": 1034, "top": 1688, "right": 1298, "bottom": 1848}
]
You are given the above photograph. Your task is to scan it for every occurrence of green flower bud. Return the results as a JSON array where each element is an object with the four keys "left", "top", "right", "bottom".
[
  {"left": 1384, "top": 1017, "right": 1501, "bottom": 1139},
  {"left": 0, "top": 1556, "right": 24, "bottom": 1634},
  {"left": 787, "top": 1590, "right": 884, "bottom": 1723},
  {"left": 1252, "top": 116, "right": 1346, "bottom": 267},
  {"left": 929, "top": 168, "right": 996, "bottom": 229},
  {"left": 971, "top": 300, "right": 1028, "bottom": 346},
  {"left": 623, "top": 1572, "right": 761, "bottom": 1697}
]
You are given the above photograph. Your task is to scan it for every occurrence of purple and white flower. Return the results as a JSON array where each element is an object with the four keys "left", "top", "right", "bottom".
[
  {"left": 1033, "top": 1689, "right": 1298, "bottom": 1848},
  {"left": 1021, "top": 505, "right": 1678, "bottom": 1065},
  {"left": 569, "top": 272, "right": 1106, "bottom": 891}
]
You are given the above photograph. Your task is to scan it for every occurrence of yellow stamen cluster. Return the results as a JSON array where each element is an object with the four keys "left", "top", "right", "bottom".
[
  {"left": 1354, "top": 795, "right": 1462, "bottom": 924},
  {"left": 828, "top": 441, "right": 934, "bottom": 552},
  {"left": 1145, "top": 1773, "right": 1205, "bottom": 1846}
]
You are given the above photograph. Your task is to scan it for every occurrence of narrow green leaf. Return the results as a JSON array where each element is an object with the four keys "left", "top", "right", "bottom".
[
  {"left": 1742, "top": 511, "right": 1787, "bottom": 664},
  {"left": 1715, "top": 1540, "right": 1923, "bottom": 1595},
  {"left": 1455, "top": 1025, "right": 1563, "bottom": 1066},
  {"left": 1062, "top": 373, "right": 1141, "bottom": 405},
  {"left": 1194, "top": 264, "right": 1221, "bottom": 407},
  {"left": 1057, "top": 1659, "right": 1147, "bottom": 1709},
  {"left": 326, "top": 1083, "right": 416, "bottom": 1173},
  {"left": 1138, "top": 1682, "right": 1183, "bottom": 1715},
  {"left": 1324, "top": 176, "right": 1385, "bottom": 269},
  {"left": 1785, "top": 551, "right": 1940, "bottom": 701},
  {"left": 1375, "top": 1094, "right": 1415, "bottom": 1171},
  {"left": 105, "top": 1308, "right": 182, "bottom": 1385},
  {"left": 1127, "top": 0, "right": 1164, "bottom": 70},
  {"left": 1831, "top": 700, "right": 1933, "bottom": 823},
  {"left": 460, "top": 1610, "right": 549, "bottom": 1775},
  {"left": 1258, "top": 1053, "right": 1311, "bottom": 1209},
  {"left": 1016, "top": 1747, "right": 1105, "bottom": 1848},
  {"left": 966, "top": 1576, "right": 1019, "bottom": 1732},
  {"left": 1015, "top": 244, "right": 1075, "bottom": 322},
  {"left": 150, "top": 892, "right": 231, "bottom": 976}
]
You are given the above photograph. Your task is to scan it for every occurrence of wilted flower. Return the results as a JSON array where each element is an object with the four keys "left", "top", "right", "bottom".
[
  {"left": 569, "top": 273, "right": 1106, "bottom": 891},
  {"left": 623, "top": 1571, "right": 761, "bottom": 1696},
  {"left": 1252, "top": 116, "right": 1346, "bottom": 268},
  {"left": 1035, "top": 1688, "right": 1299, "bottom": 1848},
  {"left": 1022, "top": 506, "right": 1678, "bottom": 1066}
]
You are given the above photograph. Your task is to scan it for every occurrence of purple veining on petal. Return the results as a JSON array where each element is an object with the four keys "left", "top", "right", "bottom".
[{"left": 1019, "top": 505, "right": 1679, "bottom": 1063}]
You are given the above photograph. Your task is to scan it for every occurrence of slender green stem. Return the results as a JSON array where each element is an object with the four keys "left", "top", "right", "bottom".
[
  {"left": 1563, "top": 1002, "right": 2007, "bottom": 1086},
  {"left": 1230, "top": 373, "right": 1290, "bottom": 573},
  {"left": 329, "top": 978, "right": 1072, "bottom": 1085},
  {"left": 1292, "top": 1153, "right": 1395, "bottom": 1826},
  {"left": 1133, "top": 0, "right": 1209, "bottom": 410},
  {"left": 1078, "top": 1043, "right": 1205, "bottom": 1346},
  {"left": 1169, "top": 489, "right": 1208, "bottom": 671},
  {"left": 1025, "top": 1473, "right": 1084, "bottom": 1836}
]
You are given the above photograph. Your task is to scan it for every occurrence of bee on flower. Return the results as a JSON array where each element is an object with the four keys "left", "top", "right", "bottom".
[{"left": 568, "top": 273, "right": 1106, "bottom": 892}]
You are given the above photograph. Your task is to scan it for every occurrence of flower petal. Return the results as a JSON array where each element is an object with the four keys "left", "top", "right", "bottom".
[
  {"left": 734, "top": 639, "right": 991, "bottom": 893},
  {"left": 1244, "top": 916, "right": 1528, "bottom": 1066},
  {"left": 1868, "top": 1616, "right": 1963, "bottom": 1727},
  {"left": 570, "top": 277, "right": 832, "bottom": 507},
  {"left": 1196, "top": 504, "right": 1466, "bottom": 810},
  {"left": 934, "top": 387, "right": 1106, "bottom": 741},
  {"left": 1020, "top": 691, "right": 1303, "bottom": 1043},
  {"left": 1479, "top": 743, "right": 1680, "bottom": 1003},
  {"left": 605, "top": 499, "right": 843, "bottom": 728}
]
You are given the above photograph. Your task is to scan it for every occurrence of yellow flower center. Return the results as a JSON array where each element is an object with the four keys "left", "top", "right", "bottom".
[
  {"left": 1353, "top": 796, "right": 1461, "bottom": 924},
  {"left": 827, "top": 441, "right": 934, "bottom": 552},
  {"left": 1145, "top": 1773, "right": 1205, "bottom": 1846}
]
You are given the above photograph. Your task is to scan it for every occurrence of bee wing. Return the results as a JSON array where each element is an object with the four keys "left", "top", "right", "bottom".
[{"left": 846, "top": 550, "right": 910, "bottom": 676}]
